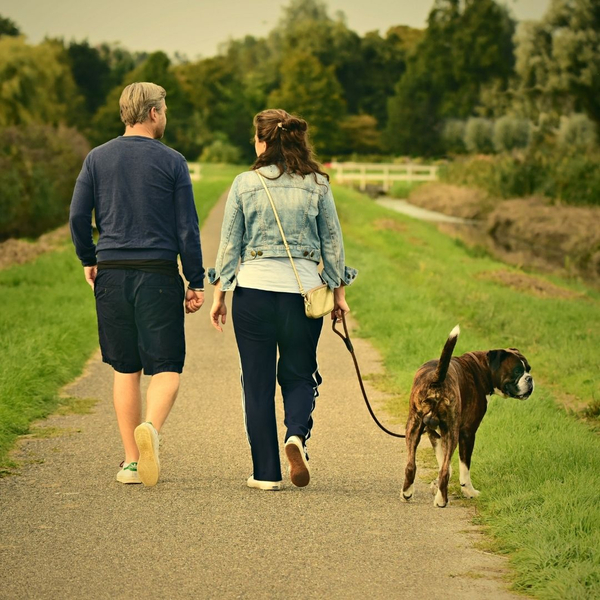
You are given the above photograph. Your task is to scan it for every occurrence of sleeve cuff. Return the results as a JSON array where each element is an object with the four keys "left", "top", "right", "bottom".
[
  {"left": 322, "top": 266, "right": 358, "bottom": 289},
  {"left": 208, "top": 268, "right": 237, "bottom": 292},
  {"left": 343, "top": 266, "right": 358, "bottom": 286}
]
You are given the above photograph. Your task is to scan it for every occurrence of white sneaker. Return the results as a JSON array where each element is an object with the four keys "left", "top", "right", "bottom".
[
  {"left": 285, "top": 436, "right": 310, "bottom": 487},
  {"left": 116, "top": 461, "right": 141, "bottom": 484},
  {"left": 134, "top": 422, "right": 160, "bottom": 486},
  {"left": 247, "top": 476, "right": 282, "bottom": 491}
]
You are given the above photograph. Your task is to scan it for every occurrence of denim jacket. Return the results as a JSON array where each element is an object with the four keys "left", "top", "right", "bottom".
[{"left": 208, "top": 165, "right": 357, "bottom": 292}]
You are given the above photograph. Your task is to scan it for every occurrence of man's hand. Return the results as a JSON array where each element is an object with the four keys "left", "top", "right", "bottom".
[
  {"left": 185, "top": 289, "right": 204, "bottom": 314},
  {"left": 84, "top": 266, "right": 97, "bottom": 290}
]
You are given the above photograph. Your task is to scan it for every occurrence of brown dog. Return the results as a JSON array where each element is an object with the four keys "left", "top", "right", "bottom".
[{"left": 401, "top": 325, "right": 533, "bottom": 507}]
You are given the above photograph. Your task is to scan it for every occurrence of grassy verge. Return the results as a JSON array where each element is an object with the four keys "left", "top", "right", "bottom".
[
  {"left": 0, "top": 163, "right": 239, "bottom": 471},
  {"left": 194, "top": 163, "right": 246, "bottom": 224},
  {"left": 388, "top": 180, "right": 426, "bottom": 199},
  {"left": 333, "top": 184, "right": 599, "bottom": 598}
]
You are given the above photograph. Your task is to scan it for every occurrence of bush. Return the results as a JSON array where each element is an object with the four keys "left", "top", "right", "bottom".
[
  {"left": 493, "top": 116, "right": 531, "bottom": 152},
  {"left": 442, "top": 149, "right": 600, "bottom": 207},
  {"left": 0, "top": 125, "right": 89, "bottom": 239},
  {"left": 553, "top": 153, "right": 600, "bottom": 206},
  {"left": 442, "top": 119, "right": 466, "bottom": 154},
  {"left": 200, "top": 136, "right": 243, "bottom": 164},
  {"left": 464, "top": 118, "right": 494, "bottom": 153},
  {"left": 557, "top": 114, "right": 598, "bottom": 152}
]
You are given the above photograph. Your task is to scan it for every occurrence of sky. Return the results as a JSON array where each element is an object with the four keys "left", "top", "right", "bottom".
[{"left": 2, "top": 0, "right": 551, "bottom": 60}]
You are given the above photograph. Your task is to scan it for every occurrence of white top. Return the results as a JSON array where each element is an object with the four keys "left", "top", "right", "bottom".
[{"left": 237, "top": 257, "right": 323, "bottom": 293}]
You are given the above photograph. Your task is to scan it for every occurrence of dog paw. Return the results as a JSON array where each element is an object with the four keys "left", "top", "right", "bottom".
[
  {"left": 460, "top": 485, "right": 480, "bottom": 499},
  {"left": 433, "top": 490, "right": 447, "bottom": 508}
]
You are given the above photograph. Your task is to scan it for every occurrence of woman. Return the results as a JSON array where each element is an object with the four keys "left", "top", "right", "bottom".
[{"left": 208, "top": 109, "right": 357, "bottom": 490}]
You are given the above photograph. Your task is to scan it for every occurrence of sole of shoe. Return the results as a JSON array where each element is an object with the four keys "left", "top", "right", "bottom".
[
  {"left": 285, "top": 441, "right": 310, "bottom": 488},
  {"left": 135, "top": 424, "right": 160, "bottom": 487},
  {"left": 116, "top": 472, "right": 141, "bottom": 484},
  {"left": 247, "top": 477, "right": 282, "bottom": 491}
]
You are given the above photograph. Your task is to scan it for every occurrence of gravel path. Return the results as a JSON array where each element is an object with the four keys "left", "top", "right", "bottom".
[
  {"left": 0, "top": 191, "right": 519, "bottom": 599},
  {"left": 376, "top": 198, "right": 475, "bottom": 224}
]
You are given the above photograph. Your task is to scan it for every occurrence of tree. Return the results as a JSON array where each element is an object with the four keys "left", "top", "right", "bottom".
[
  {"left": 385, "top": 0, "right": 516, "bottom": 155},
  {"left": 176, "top": 54, "right": 258, "bottom": 160},
  {"left": 358, "top": 27, "right": 422, "bottom": 128},
  {"left": 512, "top": 0, "right": 600, "bottom": 126},
  {"left": 0, "top": 37, "right": 83, "bottom": 128},
  {"left": 339, "top": 115, "right": 381, "bottom": 154},
  {"left": 385, "top": 0, "right": 461, "bottom": 155},
  {"left": 98, "top": 43, "right": 147, "bottom": 88},
  {"left": 269, "top": 0, "right": 364, "bottom": 114},
  {"left": 268, "top": 52, "right": 346, "bottom": 156},
  {"left": 448, "top": 0, "right": 515, "bottom": 117},
  {"left": 91, "top": 52, "right": 200, "bottom": 157},
  {"left": 67, "top": 40, "right": 112, "bottom": 116},
  {"left": 0, "top": 15, "right": 20, "bottom": 37}
]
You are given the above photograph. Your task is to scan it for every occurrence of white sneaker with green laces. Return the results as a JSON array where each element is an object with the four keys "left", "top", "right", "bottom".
[
  {"left": 134, "top": 422, "right": 160, "bottom": 486},
  {"left": 116, "top": 461, "right": 141, "bottom": 484}
]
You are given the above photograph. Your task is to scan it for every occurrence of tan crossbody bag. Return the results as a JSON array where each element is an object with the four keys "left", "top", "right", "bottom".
[{"left": 257, "top": 171, "right": 334, "bottom": 319}]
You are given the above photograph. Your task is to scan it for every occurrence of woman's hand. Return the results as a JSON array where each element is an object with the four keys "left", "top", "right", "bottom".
[
  {"left": 210, "top": 288, "right": 227, "bottom": 332},
  {"left": 331, "top": 285, "right": 350, "bottom": 323}
]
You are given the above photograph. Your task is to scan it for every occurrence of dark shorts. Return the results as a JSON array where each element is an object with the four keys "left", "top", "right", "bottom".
[{"left": 94, "top": 269, "right": 185, "bottom": 376}]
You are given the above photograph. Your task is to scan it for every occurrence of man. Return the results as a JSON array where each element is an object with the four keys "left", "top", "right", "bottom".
[{"left": 70, "top": 82, "right": 204, "bottom": 487}]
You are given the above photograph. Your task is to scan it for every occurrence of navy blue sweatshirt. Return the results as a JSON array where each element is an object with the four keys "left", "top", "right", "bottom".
[{"left": 69, "top": 136, "right": 204, "bottom": 288}]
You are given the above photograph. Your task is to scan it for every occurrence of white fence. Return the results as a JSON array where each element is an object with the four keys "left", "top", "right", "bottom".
[
  {"left": 330, "top": 162, "right": 438, "bottom": 192},
  {"left": 187, "top": 162, "right": 202, "bottom": 181}
]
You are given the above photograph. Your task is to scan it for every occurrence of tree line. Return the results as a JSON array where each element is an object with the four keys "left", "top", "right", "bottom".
[{"left": 0, "top": 0, "right": 598, "bottom": 237}]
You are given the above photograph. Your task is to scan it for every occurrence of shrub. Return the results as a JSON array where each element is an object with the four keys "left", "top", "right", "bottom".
[
  {"left": 442, "top": 149, "right": 600, "bottom": 207},
  {"left": 441, "top": 156, "right": 497, "bottom": 194},
  {"left": 0, "top": 125, "right": 89, "bottom": 239},
  {"left": 200, "top": 136, "right": 243, "bottom": 164},
  {"left": 557, "top": 114, "right": 598, "bottom": 152},
  {"left": 493, "top": 116, "right": 531, "bottom": 152},
  {"left": 464, "top": 118, "right": 494, "bottom": 153},
  {"left": 442, "top": 119, "right": 466, "bottom": 154},
  {"left": 553, "top": 152, "right": 600, "bottom": 206}
]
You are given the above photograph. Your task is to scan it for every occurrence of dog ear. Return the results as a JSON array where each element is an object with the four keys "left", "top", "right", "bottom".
[{"left": 487, "top": 349, "right": 509, "bottom": 371}]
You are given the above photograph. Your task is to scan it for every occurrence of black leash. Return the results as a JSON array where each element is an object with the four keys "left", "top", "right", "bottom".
[{"left": 332, "top": 314, "right": 406, "bottom": 439}]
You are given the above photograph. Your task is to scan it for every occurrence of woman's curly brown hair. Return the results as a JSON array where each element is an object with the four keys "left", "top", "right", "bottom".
[{"left": 252, "top": 109, "right": 329, "bottom": 182}]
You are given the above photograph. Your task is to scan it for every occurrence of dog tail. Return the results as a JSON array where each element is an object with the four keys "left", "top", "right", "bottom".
[{"left": 432, "top": 325, "right": 460, "bottom": 385}]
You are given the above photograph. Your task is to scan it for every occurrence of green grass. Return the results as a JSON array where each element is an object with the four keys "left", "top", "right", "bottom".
[
  {"left": 193, "top": 163, "right": 247, "bottom": 224},
  {"left": 0, "top": 163, "right": 238, "bottom": 471},
  {"left": 0, "top": 247, "right": 98, "bottom": 471},
  {"left": 388, "top": 180, "right": 426, "bottom": 199},
  {"left": 333, "top": 184, "right": 600, "bottom": 598}
]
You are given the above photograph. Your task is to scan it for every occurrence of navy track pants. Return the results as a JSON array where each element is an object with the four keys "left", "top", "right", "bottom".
[{"left": 232, "top": 287, "right": 323, "bottom": 482}]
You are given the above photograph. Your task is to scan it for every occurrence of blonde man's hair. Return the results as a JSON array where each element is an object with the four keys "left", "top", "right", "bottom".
[{"left": 119, "top": 82, "right": 166, "bottom": 127}]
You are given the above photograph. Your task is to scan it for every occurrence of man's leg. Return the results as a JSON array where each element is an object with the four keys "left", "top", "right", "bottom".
[
  {"left": 113, "top": 370, "right": 143, "bottom": 463},
  {"left": 145, "top": 372, "right": 180, "bottom": 432},
  {"left": 133, "top": 271, "right": 185, "bottom": 485}
]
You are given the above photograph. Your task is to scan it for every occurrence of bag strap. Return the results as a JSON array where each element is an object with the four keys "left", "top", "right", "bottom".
[{"left": 256, "top": 171, "right": 306, "bottom": 297}]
